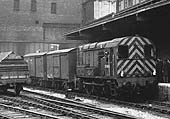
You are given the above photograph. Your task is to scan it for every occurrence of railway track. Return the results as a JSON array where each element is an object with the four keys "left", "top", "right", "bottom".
[
  {"left": 108, "top": 98, "right": 170, "bottom": 116},
  {"left": 66, "top": 90, "right": 170, "bottom": 116},
  {"left": 23, "top": 87, "right": 170, "bottom": 118},
  {"left": 21, "top": 92, "right": 138, "bottom": 119},
  {"left": 0, "top": 96, "right": 104, "bottom": 119},
  {"left": 0, "top": 98, "right": 62, "bottom": 119},
  {"left": 146, "top": 101, "right": 170, "bottom": 114},
  {"left": 0, "top": 107, "right": 33, "bottom": 119},
  {"left": 0, "top": 91, "right": 139, "bottom": 119}
]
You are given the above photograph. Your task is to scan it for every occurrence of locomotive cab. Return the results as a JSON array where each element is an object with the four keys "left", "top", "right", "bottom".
[{"left": 98, "top": 49, "right": 112, "bottom": 77}]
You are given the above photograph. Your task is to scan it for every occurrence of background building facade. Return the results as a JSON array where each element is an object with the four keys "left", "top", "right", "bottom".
[
  {"left": 67, "top": 0, "right": 170, "bottom": 58},
  {"left": 0, "top": 0, "right": 83, "bottom": 55},
  {"left": 82, "top": 0, "right": 148, "bottom": 24}
]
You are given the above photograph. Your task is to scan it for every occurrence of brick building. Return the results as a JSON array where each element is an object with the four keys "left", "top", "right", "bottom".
[{"left": 0, "top": 0, "right": 83, "bottom": 55}]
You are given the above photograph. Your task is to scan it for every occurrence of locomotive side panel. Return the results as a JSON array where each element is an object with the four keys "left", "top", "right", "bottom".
[
  {"left": 77, "top": 46, "right": 116, "bottom": 78},
  {"left": 77, "top": 48, "right": 99, "bottom": 77}
]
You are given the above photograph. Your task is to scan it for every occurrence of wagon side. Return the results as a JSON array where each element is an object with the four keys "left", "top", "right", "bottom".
[
  {"left": 0, "top": 51, "right": 30, "bottom": 95},
  {"left": 46, "top": 48, "right": 77, "bottom": 90},
  {"left": 24, "top": 52, "right": 47, "bottom": 87}
]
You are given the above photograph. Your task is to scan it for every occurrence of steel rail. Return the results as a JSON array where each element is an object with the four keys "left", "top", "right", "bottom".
[
  {"left": 23, "top": 89, "right": 141, "bottom": 119},
  {"left": 0, "top": 103, "right": 61, "bottom": 119},
  {"left": 1, "top": 96, "right": 100, "bottom": 119}
]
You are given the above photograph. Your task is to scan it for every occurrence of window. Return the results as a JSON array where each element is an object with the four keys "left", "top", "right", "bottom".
[
  {"left": 128, "top": 0, "right": 133, "bottom": 6},
  {"left": 144, "top": 45, "right": 154, "bottom": 58},
  {"left": 118, "top": 45, "right": 128, "bottom": 58},
  {"left": 85, "top": 51, "right": 90, "bottom": 65},
  {"left": 90, "top": 51, "right": 94, "bottom": 66},
  {"left": 14, "top": 0, "right": 20, "bottom": 11},
  {"left": 124, "top": 0, "right": 128, "bottom": 8},
  {"left": 119, "top": 0, "right": 124, "bottom": 11},
  {"left": 51, "top": 3, "right": 57, "bottom": 14},
  {"left": 94, "top": 50, "right": 98, "bottom": 66},
  {"left": 79, "top": 51, "right": 83, "bottom": 65},
  {"left": 31, "top": 0, "right": 37, "bottom": 12},
  {"left": 83, "top": 52, "right": 86, "bottom": 65},
  {"left": 94, "top": 0, "right": 117, "bottom": 19},
  {"left": 35, "top": 20, "right": 39, "bottom": 24}
]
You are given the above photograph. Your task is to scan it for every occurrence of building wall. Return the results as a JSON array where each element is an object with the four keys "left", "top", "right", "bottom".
[
  {"left": 43, "top": 23, "right": 82, "bottom": 49},
  {"left": 82, "top": 0, "right": 94, "bottom": 24},
  {"left": 82, "top": 0, "right": 117, "bottom": 24},
  {"left": 0, "top": 0, "right": 83, "bottom": 55},
  {"left": 0, "top": 42, "right": 50, "bottom": 56},
  {"left": 82, "top": 0, "right": 149, "bottom": 25}
]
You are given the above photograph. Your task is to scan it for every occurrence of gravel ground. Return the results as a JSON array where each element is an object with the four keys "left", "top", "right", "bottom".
[{"left": 23, "top": 87, "right": 170, "bottom": 119}]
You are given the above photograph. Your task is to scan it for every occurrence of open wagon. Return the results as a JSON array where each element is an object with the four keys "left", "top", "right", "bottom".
[{"left": 0, "top": 51, "right": 30, "bottom": 95}]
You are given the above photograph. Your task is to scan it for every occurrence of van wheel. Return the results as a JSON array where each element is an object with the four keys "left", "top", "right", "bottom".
[
  {"left": 3, "top": 85, "right": 8, "bottom": 94},
  {"left": 15, "top": 84, "right": 23, "bottom": 95}
]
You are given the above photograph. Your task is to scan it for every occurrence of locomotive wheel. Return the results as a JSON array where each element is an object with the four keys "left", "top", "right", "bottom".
[
  {"left": 121, "top": 82, "right": 133, "bottom": 101},
  {"left": 103, "top": 81, "right": 118, "bottom": 98},
  {"left": 93, "top": 86, "right": 103, "bottom": 96},
  {"left": 63, "top": 82, "right": 69, "bottom": 91},
  {"left": 84, "top": 84, "right": 93, "bottom": 95},
  {"left": 103, "top": 85, "right": 111, "bottom": 98},
  {"left": 55, "top": 82, "right": 60, "bottom": 90},
  {"left": 111, "top": 83, "right": 118, "bottom": 98},
  {"left": 133, "top": 84, "right": 143, "bottom": 102}
]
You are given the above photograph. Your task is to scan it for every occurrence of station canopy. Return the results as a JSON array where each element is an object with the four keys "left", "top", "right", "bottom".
[{"left": 65, "top": 0, "right": 170, "bottom": 42}]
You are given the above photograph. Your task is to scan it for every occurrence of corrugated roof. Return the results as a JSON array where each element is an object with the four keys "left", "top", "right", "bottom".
[
  {"left": 24, "top": 52, "right": 47, "bottom": 57},
  {"left": 47, "top": 48, "right": 75, "bottom": 55},
  {"left": 105, "top": 37, "right": 125, "bottom": 48},
  {"left": 80, "top": 37, "right": 127, "bottom": 49},
  {"left": 0, "top": 51, "right": 13, "bottom": 62},
  {"left": 89, "top": 42, "right": 97, "bottom": 49}
]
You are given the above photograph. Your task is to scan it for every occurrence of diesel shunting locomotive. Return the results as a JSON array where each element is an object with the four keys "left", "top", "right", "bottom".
[{"left": 24, "top": 36, "right": 157, "bottom": 99}]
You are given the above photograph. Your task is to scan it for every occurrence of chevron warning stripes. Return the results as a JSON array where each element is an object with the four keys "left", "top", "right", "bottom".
[{"left": 117, "top": 36, "right": 155, "bottom": 77}]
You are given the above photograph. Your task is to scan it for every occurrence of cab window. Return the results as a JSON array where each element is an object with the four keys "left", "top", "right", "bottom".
[
  {"left": 144, "top": 45, "right": 154, "bottom": 58},
  {"left": 118, "top": 45, "right": 128, "bottom": 58}
]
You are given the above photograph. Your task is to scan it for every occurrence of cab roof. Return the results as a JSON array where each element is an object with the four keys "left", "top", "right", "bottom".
[{"left": 79, "top": 36, "right": 152, "bottom": 50}]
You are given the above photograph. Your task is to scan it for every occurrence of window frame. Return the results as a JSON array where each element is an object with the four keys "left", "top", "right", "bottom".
[
  {"left": 31, "top": 0, "right": 37, "bottom": 12},
  {"left": 13, "top": 0, "right": 20, "bottom": 11},
  {"left": 51, "top": 2, "right": 57, "bottom": 14},
  {"left": 144, "top": 45, "right": 154, "bottom": 58},
  {"left": 118, "top": 45, "right": 129, "bottom": 59}
]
